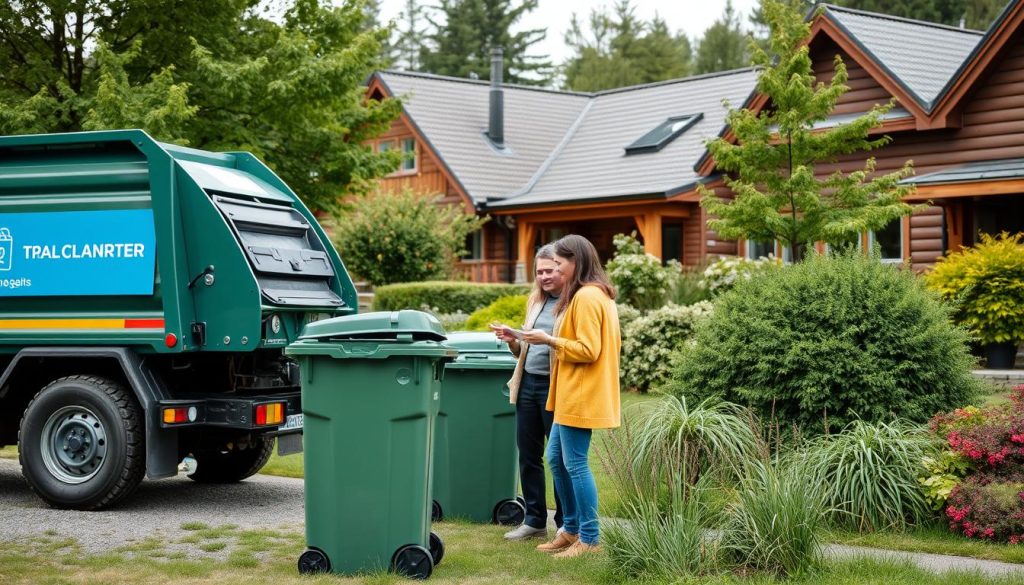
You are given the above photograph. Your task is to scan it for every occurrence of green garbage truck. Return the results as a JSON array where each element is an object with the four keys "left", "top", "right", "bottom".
[{"left": 0, "top": 130, "right": 356, "bottom": 510}]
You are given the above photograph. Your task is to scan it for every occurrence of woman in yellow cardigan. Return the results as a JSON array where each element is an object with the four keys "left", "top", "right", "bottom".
[{"left": 521, "top": 234, "right": 621, "bottom": 558}]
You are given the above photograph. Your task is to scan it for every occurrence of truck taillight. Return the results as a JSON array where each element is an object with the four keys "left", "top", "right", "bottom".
[
  {"left": 255, "top": 402, "right": 285, "bottom": 426},
  {"left": 163, "top": 406, "right": 196, "bottom": 424}
]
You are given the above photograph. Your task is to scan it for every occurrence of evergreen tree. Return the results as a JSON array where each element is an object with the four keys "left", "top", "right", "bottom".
[
  {"left": 835, "top": 0, "right": 966, "bottom": 26},
  {"left": 694, "top": 0, "right": 750, "bottom": 75},
  {"left": 700, "top": 0, "right": 917, "bottom": 262},
  {"left": 963, "top": 0, "right": 1007, "bottom": 30},
  {"left": 563, "top": 1, "right": 691, "bottom": 92},
  {"left": 392, "top": 0, "right": 429, "bottom": 70},
  {"left": 419, "top": 0, "right": 551, "bottom": 85}
]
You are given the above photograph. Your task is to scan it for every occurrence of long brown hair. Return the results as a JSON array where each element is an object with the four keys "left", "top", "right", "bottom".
[
  {"left": 528, "top": 244, "right": 557, "bottom": 304},
  {"left": 552, "top": 234, "right": 616, "bottom": 315}
]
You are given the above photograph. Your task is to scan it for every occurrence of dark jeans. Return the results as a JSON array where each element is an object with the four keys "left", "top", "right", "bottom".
[{"left": 517, "top": 372, "right": 562, "bottom": 530}]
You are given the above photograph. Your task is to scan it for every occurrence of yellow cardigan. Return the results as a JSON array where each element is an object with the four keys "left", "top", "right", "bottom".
[{"left": 545, "top": 285, "right": 621, "bottom": 429}]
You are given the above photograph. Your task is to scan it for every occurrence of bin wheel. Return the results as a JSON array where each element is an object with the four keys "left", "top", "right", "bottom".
[
  {"left": 391, "top": 544, "right": 434, "bottom": 580},
  {"left": 432, "top": 499, "right": 443, "bottom": 522},
  {"left": 297, "top": 548, "right": 331, "bottom": 574},
  {"left": 429, "top": 531, "right": 445, "bottom": 566},
  {"left": 492, "top": 498, "right": 527, "bottom": 526},
  {"left": 516, "top": 495, "right": 526, "bottom": 508}
]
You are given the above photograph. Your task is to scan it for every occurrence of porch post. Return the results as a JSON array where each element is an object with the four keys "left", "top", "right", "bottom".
[
  {"left": 515, "top": 220, "right": 536, "bottom": 284},
  {"left": 643, "top": 212, "right": 663, "bottom": 259}
]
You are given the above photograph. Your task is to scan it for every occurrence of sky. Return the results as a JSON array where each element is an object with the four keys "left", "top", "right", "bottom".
[{"left": 377, "top": 0, "right": 763, "bottom": 66}]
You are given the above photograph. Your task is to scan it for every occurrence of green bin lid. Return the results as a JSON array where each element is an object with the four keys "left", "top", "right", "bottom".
[
  {"left": 298, "top": 310, "right": 447, "bottom": 342},
  {"left": 445, "top": 331, "right": 517, "bottom": 370}
]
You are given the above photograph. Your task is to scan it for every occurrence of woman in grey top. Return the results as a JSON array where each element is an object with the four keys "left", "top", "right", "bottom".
[{"left": 493, "top": 244, "right": 564, "bottom": 540}]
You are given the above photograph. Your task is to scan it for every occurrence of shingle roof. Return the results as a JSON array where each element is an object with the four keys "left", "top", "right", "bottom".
[
  {"left": 377, "top": 71, "right": 589, "bottom": 204},
  {"left": 823, "top": 4, "right": 984, "bottom": 109},
  {"left": 903, "top": 158, "right": 1024, "bottom": 184},
  {"left": 490, "top": 69, "right": 759, "bottom": 208}
]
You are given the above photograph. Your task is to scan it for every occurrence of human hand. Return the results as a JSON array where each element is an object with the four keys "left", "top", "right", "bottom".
[
  {"left": 521, "top": 329, "right": 553, "bottom": 346},
  {"left": 490, "top": 322, "right": 520, "bottom": 342}
]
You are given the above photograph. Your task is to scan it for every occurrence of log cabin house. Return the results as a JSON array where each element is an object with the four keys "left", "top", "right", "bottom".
[{"left": 365, "top": 1, "right": 1024, "bottom": 282}]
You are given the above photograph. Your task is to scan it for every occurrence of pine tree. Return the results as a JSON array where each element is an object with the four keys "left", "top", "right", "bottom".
[
  {"left": 835, "top": 0, "right": 966, "bottom": 26},
  {"left": 963, "top": 0, "right": 1007, "bottom": 30},
  {"left": 562, "top": 1, "right": 691, "bottom": 92},
  {"left": 392, "top": 0, "right": 428, "bottom": 70},
  {"left": 419, "top": 0, "right": 552, "bottom": 85},
  {"left": 694, "top": 0, "right": 750, "bottom": 75},
  {"left": 700, "top": 0, "right": 917, "bottom": 262}
]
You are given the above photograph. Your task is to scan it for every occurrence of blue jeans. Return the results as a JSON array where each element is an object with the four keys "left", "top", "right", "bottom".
[{"left": 547, "top": 423, "right": 598, "bottom": 544}]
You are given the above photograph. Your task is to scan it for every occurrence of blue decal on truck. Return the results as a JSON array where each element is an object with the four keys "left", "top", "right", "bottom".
[{"left": 0, "top": 209, "right": 157, "bottom": 296}]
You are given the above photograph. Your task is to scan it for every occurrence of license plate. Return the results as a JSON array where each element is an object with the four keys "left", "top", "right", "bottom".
[{"left": 278, "top": 413, "right": 303, "bottom": 431}]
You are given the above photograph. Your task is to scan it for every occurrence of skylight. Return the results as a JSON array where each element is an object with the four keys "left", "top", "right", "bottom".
[{"left": 624, "top": 113, "right": 703, "bottom": 155}]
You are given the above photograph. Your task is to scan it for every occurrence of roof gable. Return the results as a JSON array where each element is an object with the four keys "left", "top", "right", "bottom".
[{"left": 821, "top": 5, "right": 983, "bottom": 111}]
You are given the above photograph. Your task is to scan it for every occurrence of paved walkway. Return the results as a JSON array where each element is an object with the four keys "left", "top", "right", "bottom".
[{"left": 825, "top": 543, "right": 1024, "bottom": 578}]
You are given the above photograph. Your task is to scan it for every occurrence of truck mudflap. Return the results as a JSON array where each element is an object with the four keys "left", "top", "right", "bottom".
[{"left": 157, "top": 391, "right": 302, "bottom": 435}]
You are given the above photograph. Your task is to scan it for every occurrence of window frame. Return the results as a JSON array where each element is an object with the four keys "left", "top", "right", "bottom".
[
  {"left": 868, "top": 219, "right": 905, "bottom": 264},
  {"left": 624, "top": 113, "right": 704, "bottom": 155}
]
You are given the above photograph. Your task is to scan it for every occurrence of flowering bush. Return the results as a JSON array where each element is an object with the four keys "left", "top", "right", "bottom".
[
  {"left": 946, "top": 478, "right": 1024, "bottom": 541},
  {"left": 931, "top": 385, "right": 1024, "bottom": 542},
  {"left": 606, "top": 233, "right": 674, "bottom": 311},
  {"left": 621, "top": 302, "right": 713, "bottom": 392},
  {"left": 699, "top": 256, "right": 781, "bottom": 296},
  {"left": 617, "top": 304, "right": 642, "bottom": 332}
]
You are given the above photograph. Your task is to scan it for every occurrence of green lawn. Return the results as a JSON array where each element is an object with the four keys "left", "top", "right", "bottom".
[
  {"left": 0, "top": 446, "right": 17, "bottom": 459},
  {"left": 1, "top": 520, "right": 1022, "bottom": 585},
  {"left": 261, "top": 391, "right": 662, "bottom": 516},
  {"left": 830, "top": 524, "right": 1024, "bottom": 565}
]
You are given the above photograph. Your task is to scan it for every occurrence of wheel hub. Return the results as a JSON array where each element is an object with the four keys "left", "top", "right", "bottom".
[{"left": 41, "top": 406, "right": 108, "bottom": 484}]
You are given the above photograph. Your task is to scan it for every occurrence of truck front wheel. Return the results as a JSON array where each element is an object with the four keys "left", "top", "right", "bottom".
[
  {"left": 18, "top": 376, "right": 146, "bottom": 510},
  {"left": 187, "top": 436, "right": 275, "bottom": 483}
]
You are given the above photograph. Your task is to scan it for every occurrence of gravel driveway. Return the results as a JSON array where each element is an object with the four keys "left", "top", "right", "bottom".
[{"left": 0, "top": 458, "right": 305, "bottom": 556}]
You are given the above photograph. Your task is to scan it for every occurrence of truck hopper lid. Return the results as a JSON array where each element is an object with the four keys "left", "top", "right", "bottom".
[{"left": 297, "top": 310, "right": 447, "bottom": 342}]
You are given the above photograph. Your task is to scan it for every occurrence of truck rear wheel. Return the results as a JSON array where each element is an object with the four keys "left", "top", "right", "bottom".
[
  {"left": 18, "top": 376, "right": 145, "bottom": 510},
  {"left": 187, "top": 436, "right": 275, "bottom": 483}
]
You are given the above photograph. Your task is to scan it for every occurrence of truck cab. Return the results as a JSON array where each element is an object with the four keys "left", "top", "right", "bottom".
[{"left": 0, "top": 130, "right": 357, "bottom": 509}]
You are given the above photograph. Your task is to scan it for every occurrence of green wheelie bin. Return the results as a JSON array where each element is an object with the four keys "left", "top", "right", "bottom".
[
  {"left": 286, "top": 311, "right": 457, "bottom": 579},
  {"left": 431, "top": 332, "right": 525, "bottom": 525}
]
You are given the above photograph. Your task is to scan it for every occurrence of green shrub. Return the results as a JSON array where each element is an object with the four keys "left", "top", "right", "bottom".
[
  {"left": 616, "top": 304, "right": 642, "bottom": 332},
  {"left": 372, "top": 281, "right": 529, "bottom": 314},
  {"left": 667, "top": 252, "right": 979, "bottom": 435},
  {"left": 333, "top": 189, "right": 486, "bottom": 285},
  {"left": 606, "top": 232, "right": 674, "bottom": 311},
  {"left": 722, "top": 460, "right": 825, "bottom": 576},
  {"left": 925, "top": 232, "right": 1024, "bottom": 345},
  {"left": 464, "top": 295, "right": 528, "bottom": 332},
  {"left": 797, "top": 419, "right": 937, "bottom": 533},
  {"left": 700, "top": 255, "right": 781, "bottom": 296},
  {"left": 621, "top": 302, "right": 713, "bottom": 392}
]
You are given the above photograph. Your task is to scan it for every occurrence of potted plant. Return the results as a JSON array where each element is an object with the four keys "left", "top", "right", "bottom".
[{"left": 925, "top": 232, "right": 1024, "bottom": 369}]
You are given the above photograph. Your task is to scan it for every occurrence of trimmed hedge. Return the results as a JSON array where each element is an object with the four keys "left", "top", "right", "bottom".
[
  {"left": 465, "top": 295, "right": 529, "bottom": 331},
  {"left": 372, "top": 281, "right": 530, "bottom": 314}
]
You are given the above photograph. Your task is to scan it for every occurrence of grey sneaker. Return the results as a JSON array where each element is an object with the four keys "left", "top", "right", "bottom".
[{"left": 503, "top": 524, "right": 548, "bottom": 540}]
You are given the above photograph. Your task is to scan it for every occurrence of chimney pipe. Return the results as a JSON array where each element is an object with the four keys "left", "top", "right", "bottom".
[{"left": 489, "top": 47, "right": 504, "bottom": 147}]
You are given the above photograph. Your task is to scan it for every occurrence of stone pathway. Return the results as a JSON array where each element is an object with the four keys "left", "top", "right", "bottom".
[{"left": 826, "top": 544, "right": 1024, "bottom": 578}]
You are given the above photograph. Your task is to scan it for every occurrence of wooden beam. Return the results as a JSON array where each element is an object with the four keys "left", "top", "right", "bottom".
[
  {"left": 633, "top": 215, "right": 648, "bottom": 242},
  {"left": 905, "top": 178, "right": 1024, "bottom": 200},
  {"left": 644, "top": 212, "right": 663, "bottom": 258},
  {"left": 944, "top": 203, "right": 964, "bottom": 252},
  {"left": 508, "top": 204, "right": 689, "bottom": 224}
]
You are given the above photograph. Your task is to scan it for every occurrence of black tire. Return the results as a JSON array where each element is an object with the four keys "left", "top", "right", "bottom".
[
  {"left": 18, "top": 375, "right": 145, "bottom": 510},
  {"left": 428, "top": 532, "right": 444, "bottom": 566},
  {"left": 492, "top": 498, "right": 526, "bottom": 526},
  {"left": 391, "top": 544, "right": 433, "bottom": 580},
  {"left": 297, "top": 548, "right": 331, "bottom": 574},
  {"left": 187, "top": 436, "right": 275, "bottom": 483},
  {"left": 431, "top": 499, "right": 443, "bottom": 522}
]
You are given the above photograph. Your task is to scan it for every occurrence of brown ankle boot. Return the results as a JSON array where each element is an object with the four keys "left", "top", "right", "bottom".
[
  {"left": 553, "top": 540, "right": 601, "bottom": 558},
  {"left": 536, "top": 530, "right": 577, "bottom": 553}
]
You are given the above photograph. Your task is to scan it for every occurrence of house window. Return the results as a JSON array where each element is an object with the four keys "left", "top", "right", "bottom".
[
  {"left": 377, "top": 139, "right": 395, "bottom": 154},
  {"left": 463, "top": 230, "right": 483, "bottom": 260},
  {"left": 869, "top": 219, "right": 904, "bottom": 263},
  {"left": 746, "top": 239, "right": 774, "bottom": 260},
  {"left": 401, "top": 138, "right": 416, "bottom": 172},
  {"left": 624, "top": 113, "right": 704, "bottom": 155}
]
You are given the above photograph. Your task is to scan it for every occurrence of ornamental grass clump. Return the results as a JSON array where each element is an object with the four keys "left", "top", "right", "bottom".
[
  {"left": 667, "top": 251, "right": 980, "bottom": 436},
  {"left": 798, "top": 419, "right": 938, "bottom": 532},
  {"left": 721, "top": 460, "right": 826, "bottom": 576}
]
